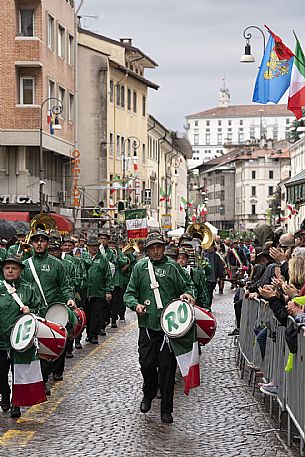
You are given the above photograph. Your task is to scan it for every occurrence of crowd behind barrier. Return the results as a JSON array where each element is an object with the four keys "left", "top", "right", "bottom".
[{"left": 237, "top": 290, "right": 305, "bottom": 455}]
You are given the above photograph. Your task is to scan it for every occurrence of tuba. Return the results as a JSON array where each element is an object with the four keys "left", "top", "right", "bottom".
[
  {"left": 122, "top": 239, "right": 140, "bottom": 255},
  {"left": 186, "top": 223, "right": 214, "bottom": 250},
  {"left": 19, "top": 213, "right": 58, "bottom": 253}
]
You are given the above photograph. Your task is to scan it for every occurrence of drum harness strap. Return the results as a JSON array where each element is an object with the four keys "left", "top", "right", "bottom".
[
  {"left": 28, "top": 258, "right": 49, "bottom": 309},
  {"left": 147, "top": 260, "right": 171, "bottom": 352},
  {"left": 3, "top": 281, "right": 26, "bottom": 311}
]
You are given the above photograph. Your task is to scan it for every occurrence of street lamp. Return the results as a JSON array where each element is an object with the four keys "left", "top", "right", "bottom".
[
  {"left": 39, "top": 97, "right": 63, "bottom": 211},
  {"left": 240, "top": 26, "right": 266, "bottom": 63},
  {"left": 122, "top": 136, "right": 140, "bottom": 206}
]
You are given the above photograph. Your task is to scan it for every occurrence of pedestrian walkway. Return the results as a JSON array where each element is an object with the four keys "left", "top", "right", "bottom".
[{"left": 0, "top": 286, "right": 298, "bottom": 457}]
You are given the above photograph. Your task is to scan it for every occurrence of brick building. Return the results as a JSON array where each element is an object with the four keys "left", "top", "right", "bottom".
[{"left": 0, "top": 0, "right": 75, "bottom": 218}]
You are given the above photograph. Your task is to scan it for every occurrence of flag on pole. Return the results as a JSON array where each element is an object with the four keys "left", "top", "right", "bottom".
[
  {"left": 159, "top": 187, "right": 167, "bottom": 202},
  {"left": 252, "top": 28, "right": 294, "bottom": 104},
  {"left": 170, "top": 325, "right": 200, "bottom": 395},
  {"left": 180, "top": 196, "right": 187, "bottom": 211},
  {"left": 264, "top": 25, "right": 294, "bottom": 60},
  {"left": 288, "top": 36, "right": 305, "bottom": 119},
  {"left": 11, "top": 347, "right": 47, "bottom": 407}
]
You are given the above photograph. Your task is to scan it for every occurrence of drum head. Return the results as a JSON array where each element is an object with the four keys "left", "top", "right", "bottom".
[
  {"left": 45, "top": 303, "right": 69, "bottom": 326},
  {"left": 161, "top": 299, "right": 194, "bottom": 338},
  {"left": 10, "top": 313, "right": 37, "bottom": 352}
]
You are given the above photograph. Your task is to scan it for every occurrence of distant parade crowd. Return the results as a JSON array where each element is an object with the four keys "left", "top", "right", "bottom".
[{"left": 1, "top": 216, "right": 305, "bottom": 424}]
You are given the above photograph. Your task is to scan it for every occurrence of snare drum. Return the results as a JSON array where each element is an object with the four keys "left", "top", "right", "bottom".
[
  {"left": 10, "top": 313, "right": 67, "bottom": 361},
  {"left": 69, "top": 308, "right": 86, "bottom": 339},
  {"left": 160, "top": 299, "right": 194, "bottom": 338},
  {"left": 194, "top": 306, "right": 217, "bottom": 346}
]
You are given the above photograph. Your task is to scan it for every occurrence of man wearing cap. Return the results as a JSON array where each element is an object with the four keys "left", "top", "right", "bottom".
[
  {"left": 48, "top": 239, "right": 77, "bottom": 368},
  {"left": 124, "top": 232, "right": 196, "bottom": 424},
  {"left": 7, "top": 228, "right": 32, "bottom": 261},
  {"left": 0, "top": 256, "right": 42, "bottom": 417},
  {"left": 84, "top": 235, "right": 113, "bottom": 342},
  {"left": 177, "top": 248, "right": 211, "bottom": 310},
  {"left": 22, "top": 230, "right": 75, "bottom": 391}
]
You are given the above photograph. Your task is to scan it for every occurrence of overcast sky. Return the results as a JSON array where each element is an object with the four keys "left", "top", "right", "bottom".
[{"left": 78, "top": 0, "right": 305, "bottom": 131}]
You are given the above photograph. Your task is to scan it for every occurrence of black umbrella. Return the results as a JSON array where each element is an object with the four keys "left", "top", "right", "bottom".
[{"left": 0, "top": 220, "right": 18, "bottom": 240}]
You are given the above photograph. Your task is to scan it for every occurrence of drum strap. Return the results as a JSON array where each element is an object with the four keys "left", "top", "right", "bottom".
[
  {"left": 28, "top": 258, "right": 48, "bottom": 308},
  {"left": 147, "top": 260, "right": 163, "bottom": 310},
  {"left": 3, "top": 281, "right": 26, "bottom": 311}
]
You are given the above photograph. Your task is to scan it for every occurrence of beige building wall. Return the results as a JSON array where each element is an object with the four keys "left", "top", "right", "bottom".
[{"left": 77, "top": 29, "right": 158, "bottom": 210}]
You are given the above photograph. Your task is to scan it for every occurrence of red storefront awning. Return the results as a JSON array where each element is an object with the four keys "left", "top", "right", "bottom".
[
  {"left": 50, "top": 213, "right": 74, "bottom": 233},
  {"left": 0, "top": 212, "right": 30, "bottom": 222}
]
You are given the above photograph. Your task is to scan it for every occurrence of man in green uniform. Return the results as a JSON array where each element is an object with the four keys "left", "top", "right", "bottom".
[
  {"left": 0, "top": 256, "right": 42, "bottom": 418},
  {"left": 124, "top": 233, "right": 196, "bottom": 424},
  {"left": 22, "top": 230, "right": 75, "bottom": 392},
  {"left": 176, "top": 248, "right": 212, "bottom": 310},
  {"left": 7, "top": 228, "right": 32, "bottom": 261},
  {"left": 85, "top": 235, "right": 113, "bottom": 342}
]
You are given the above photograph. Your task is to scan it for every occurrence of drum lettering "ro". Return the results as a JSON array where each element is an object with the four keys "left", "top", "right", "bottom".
[{"left": 165, "top": 302, "right": 189, "bottom": 332}]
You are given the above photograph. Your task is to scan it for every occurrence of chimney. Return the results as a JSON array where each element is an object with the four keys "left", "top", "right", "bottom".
[{"left": 120, "top": 38, "right": 133, "bottom": 46}]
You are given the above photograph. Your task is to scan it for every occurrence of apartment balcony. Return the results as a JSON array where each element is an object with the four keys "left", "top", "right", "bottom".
[{"left": 15, "top": 38, "right": 42, "bottom": 66}]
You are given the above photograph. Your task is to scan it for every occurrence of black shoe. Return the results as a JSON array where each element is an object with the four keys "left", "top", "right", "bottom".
[
  {"left": 99, "top": 329, "right": 106, "bottom": 336},
  {"left": 53, "top": 373, "right": 63, "bottom": 382},
  {"left": 85, "top": 337, "right": 90, "bottom": 342},
  {"left": 111, "top": 322, "right": 118, "bottom": 328},
  {"left": 10, "top": 405, "right": 21, "bottom": 418},
  {"left": 228, "top": 328, "right": 239, "bottom": 336},
  {"left": 44, "top": 381, "right": 51, "bottom": 396},
  {"left": 219, "top": 290, "right": 223, "bottom": 295},
  {"left": 75, "top": 341, "right": 82, "bottom": 349},
  {"left": 119, "top": 316, "right": 125, "bottom": 321},
  {"left": 161, "top": 413, "right": 173, "bottom": 424},
  {"left": 1, "top": 394, "right": 10, "bottom": 412},
  {"left": 66, "top": 352, "right": 73, "bottom": 358},
  {"left": 90, "top": 337, "right": 99, "bottom": 344},
  {"left": 140, "top": 397, "right": 152, "bottom": 413}
]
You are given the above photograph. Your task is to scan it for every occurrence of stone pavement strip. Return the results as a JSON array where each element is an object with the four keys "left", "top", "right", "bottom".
[{"left": 0, "top": 285, "right": 299, "bottom": 457}]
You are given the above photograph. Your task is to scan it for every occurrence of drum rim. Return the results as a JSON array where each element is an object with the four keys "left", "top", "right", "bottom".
[
  {"left": 161, "top": 299, "right": 195, "bottom": 339},
  {"left": 10, "top": 312, "right": 38, "bottom": 352}
]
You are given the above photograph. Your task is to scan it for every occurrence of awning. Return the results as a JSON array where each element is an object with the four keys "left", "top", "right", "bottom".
[
  {"left": 50, "top": 213, "right": 74, "bottom": 233},
  {"left": 0, "top": 212, "right": 30, "bottom": 222}
]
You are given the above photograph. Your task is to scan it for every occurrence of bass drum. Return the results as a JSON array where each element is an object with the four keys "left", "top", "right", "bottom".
[
  {"left": 194, "top": 306, "right": 217, "bottom": 345},
  {"left": 160, "top": 299, "right": 194, "bottom": 338}
]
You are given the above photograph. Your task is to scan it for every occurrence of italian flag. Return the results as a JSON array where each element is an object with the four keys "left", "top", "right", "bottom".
[
  {"left": 180, "top": 196, "right": 187, "bottom": 211},
  {"left": 125, "top": 208, "right": 148, "bottom": 239},
  {"left": 11, "top": 347, "right": 47, "bottom": 407},
  {"left": 170, "top": 325, "right": 200, "bottom": 395},
  {"left": 288, "top": 37, "right": 305, "bottom": 119}
]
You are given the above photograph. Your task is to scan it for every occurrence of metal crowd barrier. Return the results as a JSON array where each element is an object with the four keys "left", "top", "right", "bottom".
[{"left": 237, "top": 294, "right": 305, "bottom": 455}]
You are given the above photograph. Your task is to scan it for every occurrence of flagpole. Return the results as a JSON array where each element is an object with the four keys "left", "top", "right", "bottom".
[{"left": 39, "top": 97, "right": 63, "bottom": 212}]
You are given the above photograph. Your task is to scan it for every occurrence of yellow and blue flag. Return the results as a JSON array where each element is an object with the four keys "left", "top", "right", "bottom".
[{"left": 252, "top": 31, "right": 294, "bottom": 104}]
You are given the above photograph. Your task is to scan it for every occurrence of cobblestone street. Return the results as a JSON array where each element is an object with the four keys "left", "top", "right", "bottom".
[{"left": 0, "top": 285, "right": 299, "bottom": 457}]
